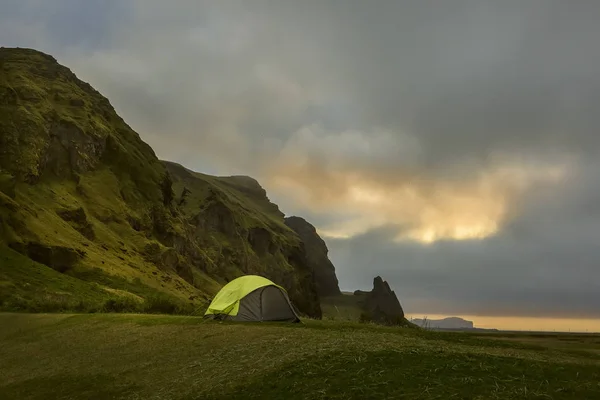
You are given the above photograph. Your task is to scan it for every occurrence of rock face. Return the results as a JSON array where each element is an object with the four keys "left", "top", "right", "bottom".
[
  {"left": 355, "top": 276, "right": 405, "bottom": 325},
  {"left": 0, "top": 47, "right": 322, "bottom": 318},
  {"left": 57, "top": 207, "right": 95, "bottom": 240},
  {"left": 284, "top": 216, "right": 341, "bottom": 297}
]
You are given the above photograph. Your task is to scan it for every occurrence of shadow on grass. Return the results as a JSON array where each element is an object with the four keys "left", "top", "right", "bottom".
[
  {"left": 299, "top": 320, "right": 550, "bottom": 353},
  {"left": 207, "top": 350, "right": 600, "bottom": 400},
  {"left": 1, "top": 374, "right": 142, "bottom": 400}
]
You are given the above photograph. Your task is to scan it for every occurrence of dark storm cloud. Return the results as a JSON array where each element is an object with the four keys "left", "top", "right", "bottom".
[
  {"left": 3, "top": 1, "right": 600, "bottom": 318},
  {"left": 1, "top": 0, "right": 129, "bottom": 50}
]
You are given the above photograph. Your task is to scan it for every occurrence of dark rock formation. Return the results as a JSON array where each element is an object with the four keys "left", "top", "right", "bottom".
[
  {"left": 57, "top": 207, "right": 95, "bottom": 240},
  {"left": 355, "top": 276, "right": 405, "bottom": 325},
  {"left": 0, "top": 173, "right": 16, "bottom": 199},
  {"left": 284, "top": 216, "right": 341, "bottom": 297}
]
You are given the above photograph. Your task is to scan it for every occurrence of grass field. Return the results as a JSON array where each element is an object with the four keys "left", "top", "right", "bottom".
[
  {"left": 321, "top": 293, "right": 365, "bottom": 321},
  {"left": 1, "top": 314, "right": 599, "bottom": 399}
]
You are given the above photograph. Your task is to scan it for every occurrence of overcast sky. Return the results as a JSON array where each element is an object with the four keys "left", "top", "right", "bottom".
[{"left": 3, "top": 1, "right": 600, "bottom": 320}]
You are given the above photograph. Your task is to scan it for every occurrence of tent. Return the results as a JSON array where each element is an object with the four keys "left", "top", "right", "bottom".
[{"left": 204, "top": 275, "right": 301, "bottom": 322}]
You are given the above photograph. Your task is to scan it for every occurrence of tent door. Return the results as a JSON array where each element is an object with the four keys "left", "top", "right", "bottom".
[{"left": 259, "top": 286, "right": 298, "bottom": 321}]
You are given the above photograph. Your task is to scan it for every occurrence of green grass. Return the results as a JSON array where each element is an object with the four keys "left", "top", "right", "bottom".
[
  {"left": 0, "top": 245, "right": 111, "bottom": 311},
  {"left": 11, "top": 176, "right": 209, "bottom": 301},
  {"left": 0, "top": 246, "right": 205, "bottom": 314},
  {"left": 321, "top": 293, "right": 364, "bottom": 321},
  {"left": 1, "top": 313, "right": 599, "bottom": 399}
]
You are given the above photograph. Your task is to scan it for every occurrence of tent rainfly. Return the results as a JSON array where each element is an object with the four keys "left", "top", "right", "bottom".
[{"left": 204, "top": 275, "right": 301, "bottom": 322}]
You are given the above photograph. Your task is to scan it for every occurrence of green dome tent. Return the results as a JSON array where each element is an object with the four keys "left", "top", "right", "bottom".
[{"left": 204, "top": 275, "right": 301, "bottom": 322}]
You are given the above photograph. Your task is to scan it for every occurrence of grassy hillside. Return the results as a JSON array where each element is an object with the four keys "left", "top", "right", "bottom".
[
  {"left": 0, "top": 47, "right": 321, "bottom": 318},
  {"left": 1, "top": 313, "right": 599, "bottom": 399}
]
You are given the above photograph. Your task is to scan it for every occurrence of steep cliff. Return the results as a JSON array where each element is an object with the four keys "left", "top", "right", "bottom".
[
  {"left": 284, "top": 216, "right": 341, "bottom": 297},
  {"left": 0, "top": 47, "right": 321, "bottom": 318}
]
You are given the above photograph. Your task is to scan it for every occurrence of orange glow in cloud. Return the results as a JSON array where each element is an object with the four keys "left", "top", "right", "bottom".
[{"left": 265, "top": 144, "right": 570, "bottom": 243}]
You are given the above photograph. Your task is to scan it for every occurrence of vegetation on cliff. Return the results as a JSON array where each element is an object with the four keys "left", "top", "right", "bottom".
[{"left": 0, "top": 47, "right": 321, "bottom": 317}]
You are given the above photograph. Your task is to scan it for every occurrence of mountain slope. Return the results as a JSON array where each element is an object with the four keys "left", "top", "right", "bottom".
[
  {"left": 164, "top": 161, "right": 321, "bottom": 317},
  {"left": 0, "top": 47, "right": 321, "bottom": 318}
]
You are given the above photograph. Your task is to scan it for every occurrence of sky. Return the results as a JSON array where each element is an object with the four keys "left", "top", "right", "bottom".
[{"left": 3, "top": 1, "right": 600, "bottom": 331}]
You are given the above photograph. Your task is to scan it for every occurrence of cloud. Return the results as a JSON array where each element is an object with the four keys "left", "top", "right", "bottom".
[
  {"left": 264, "top": 124, "right": 575, "bottom": 241},
  {"left": 3, "top": 1, "right": 600, "bottom": 318}
]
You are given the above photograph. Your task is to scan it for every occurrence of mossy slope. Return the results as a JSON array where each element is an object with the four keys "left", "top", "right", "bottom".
[{"left": 0, "top": 47, "right": 321, "bottom": 317}]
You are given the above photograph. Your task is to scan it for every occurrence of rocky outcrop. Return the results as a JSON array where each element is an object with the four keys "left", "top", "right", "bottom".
[
  {"left": 57, "top": 207, "right": 95, "bottom": 240},
  {"left": 355, "top": 276, "right": 405, "bottom": 325},
  {"left": 8, "top": 242, "right": 85, "bottom": 273},
  {"left": 42, "top": 118, "right": 107, "bottom": 179},
  {"left": 284, "top": 216, "right": 341, "bottom": 297}
]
